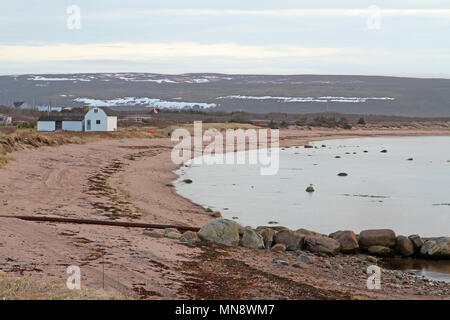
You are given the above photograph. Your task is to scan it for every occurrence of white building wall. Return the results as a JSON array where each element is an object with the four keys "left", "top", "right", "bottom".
[
  {"left": 84, "top": 108, "right": 108, "bottom": 132},
  {"left": 37, "top": 121, "right": 56, "bottom": 132},
  {"left": 62, "top": 121, "right": 83, "bottom": 132},
  {"left": 107, "top": 116, "right": 117, "bottom": 131}
]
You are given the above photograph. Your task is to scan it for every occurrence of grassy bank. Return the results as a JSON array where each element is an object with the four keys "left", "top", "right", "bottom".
[
  {"left": 0, "top": 127, "right": 162, "bottom": 168},
  {"left": 0, "top": 271, "right": 126, "bottom": 300},
  {"left": 0, "top": 123, "right": 261, "bottom": 168}
]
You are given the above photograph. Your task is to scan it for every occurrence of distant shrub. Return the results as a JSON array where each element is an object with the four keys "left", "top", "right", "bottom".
[
  {"left": 16, "top": 122, "right": 36, "bottom": 129},
  {"left": 357, "top": 117, "right": 366, "bottom": 125},
  {"left": 268, "top": 120, "right": 279, "bottom": 129},
  {"left": 308, "top": 116, "right": 352, "bottom": 129},
  {"left": 279, "top": 120, "right": 289, "bottom": 128},
  {"left": 295, "top": 117, "right": 308, "bottom": 126},
  {"left": 229, "top": 112, "right": 252, "bottom": 124}
]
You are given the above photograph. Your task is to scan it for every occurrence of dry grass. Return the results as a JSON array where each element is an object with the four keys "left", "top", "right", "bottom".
[
  {"left": 0, "top": 271, "right": 127, "bottom": 300},
  {"left": 166, "top": 122, "right": 260, "bottom": 135},
  {"left": 0, "top": 127, "right": 168, "bottom": 168}
]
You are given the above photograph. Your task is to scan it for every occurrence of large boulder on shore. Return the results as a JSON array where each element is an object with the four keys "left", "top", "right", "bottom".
[
  {"left": 258, "top": 228, "right": 276, "bottom": 249},
  {"left": 274, "top": 230, "right": 305, "bottom": 251},
  {"left": 304, "top": 236, "right": 341, "bottom": 256},
  {"left": 408, "top": 234, "right": 424, "bottom": 251},
  {"left": 420, "top": 237, "right": 450, "bottom": 258},
  {"left": 296, "top": 228, "right": 326, "bottom": 237},
  {"left": 329, "top": 230, "right": 359, "bottom": 253},
  {"left": 359, "top": 229, "right": 396, "bottom": 249},
  {"left": 198, "top": 219, "right": 240, "bottom": 247},
  {"left": 395, "top": 236, "right": 415, "bottom": 257},
  {"left": 240, "top": 229, "right": 265, "bottom": 249}
]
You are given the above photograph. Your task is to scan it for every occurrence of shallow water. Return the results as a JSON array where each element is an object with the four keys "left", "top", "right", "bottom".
[
  {"left": 381, "top": 258, "right": 450, "bottom": 282},
  {"left": 176, "top": 136, "right": 450, "bottom": 237}
]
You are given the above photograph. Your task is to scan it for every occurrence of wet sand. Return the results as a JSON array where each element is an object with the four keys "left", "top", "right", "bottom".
[{"left": 0, "top": 126, "right": 449, "bottom": 299}]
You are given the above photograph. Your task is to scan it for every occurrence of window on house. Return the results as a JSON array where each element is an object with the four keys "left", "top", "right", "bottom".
[
  {"left": 94, "top": 109, "right": 98, "bottom": 113},
  {"left": 96, "top": 120, "right": 101, "bottom": 125}
]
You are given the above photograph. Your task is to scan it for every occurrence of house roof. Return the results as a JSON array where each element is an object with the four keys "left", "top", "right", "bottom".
[
  {"left": 91, "top": 107, "right": 117, "bottom": 116},
  {"left": 13, "top": 102, "right": 26, "bottom": 108},
  {"left": 38, "top": 114, "right": 85, "bottom": 122}
]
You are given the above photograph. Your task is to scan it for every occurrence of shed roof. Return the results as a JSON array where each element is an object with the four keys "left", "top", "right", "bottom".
[
  {"left": 38, "top": 114, "right": 85, "bottom": 122},
  {"left": 90, "top": 107, "right": 117, "bottom": 116}
]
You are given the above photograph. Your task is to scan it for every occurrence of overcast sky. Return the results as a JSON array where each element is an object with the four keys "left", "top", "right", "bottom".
[{"left": 1, "top": 0, "right": 450, "bottom": 77}]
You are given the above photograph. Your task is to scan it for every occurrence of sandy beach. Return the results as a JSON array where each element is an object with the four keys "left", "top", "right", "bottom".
[{"left": 1, "top": 126, "right": 450, "bottom": 299}]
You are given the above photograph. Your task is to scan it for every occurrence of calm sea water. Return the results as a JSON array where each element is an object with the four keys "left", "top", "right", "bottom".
[{"left": 175, "top": 136, "right": 450, "bottom": 237}]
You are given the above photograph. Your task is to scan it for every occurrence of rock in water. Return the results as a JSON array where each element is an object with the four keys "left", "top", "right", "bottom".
[
  {"left": 240, "top": 229, "right": 265, "bottom": 249},
  {"left": 420, "top": 237, "right": 450, "bottom": 258},
  {"left": 304, "top": 236, "right": 341, "bottom": 256},
  {"left": 368, "top": 245, "right": 394, "bottom": 257},
  {"left": 329, "top": 230, "right": 359, "bottom": 253},
  {"left": 408, "top": 234, "right": 424, "bottom": 251},
  {"left": 198, "top": 218, "right": 241, "bottom": 247},
  {"left": 274, "top": 230, "right": 305, "bottom": 251},
  {"left": 306, "top": 185, "right": 315, "bottom": 193},
  {"left": 359, "top": 229, "right": 396, "bottom": 249},
  {"left": 337, "top": 173, "right": 348, "bottom": 177},
  {"left": 395, "top": 235, "right": 415, "bottom": 257}
]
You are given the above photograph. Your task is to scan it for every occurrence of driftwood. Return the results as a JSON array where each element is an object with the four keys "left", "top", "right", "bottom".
[{"left": 0, "top": 215, "right": 200, "bottom": 232}]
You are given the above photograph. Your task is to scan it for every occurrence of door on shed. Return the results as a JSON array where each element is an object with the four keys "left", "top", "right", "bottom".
[
  {"left": 55, "top": 121, "right": 62, "bottom": 130},
  {"left": 87, "top": 120, "right": 91, "bottom": 131}
]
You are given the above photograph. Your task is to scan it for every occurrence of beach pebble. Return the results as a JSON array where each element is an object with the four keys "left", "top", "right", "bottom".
[
  {"left": 164, "top": 228, "right": 180, "bottom": 235},
  {"left": 292, "top": 261, "right": 308, "bottom": 269},
  {"left": 273, "top": 258, "right": 289, "bottom": 266},
  {"left": 271, "top": 244, "right": 287, "bottom": 253},
  {"left": 143, "top": 229, "right": 165, "bottom": 238},
  {"left": 166, "top": 232, "right": 182, "bottom": 240},
  {"left": 180, "top": 231, "right": 200, "bottom": 244},
  {"left": 296, "top": 254, "right": 314, "bottom": 264}
]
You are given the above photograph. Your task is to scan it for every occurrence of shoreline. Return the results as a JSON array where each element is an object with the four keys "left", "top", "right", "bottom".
[
  {"left": 172, "top": 129, "right": 450, "bottom": 232},
  {"left": 1, "top": 126, "right": 449, "bottom": 299}
]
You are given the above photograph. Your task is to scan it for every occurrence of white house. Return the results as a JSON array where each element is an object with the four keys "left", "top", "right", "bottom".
[
  {"left": 0, "top": 113, "right": 12, "bottom": 126},
  {"left": 84, "top": 107, "right": 117, "bottom": 132},
  {"left": 37, "top": 107, "right": 117, "bottom": 132}
]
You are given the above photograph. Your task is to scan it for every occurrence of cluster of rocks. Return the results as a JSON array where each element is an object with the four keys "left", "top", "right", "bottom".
[
  {"left": 179, "top": 219, "right": 450, "bottom": 260},
  {"left": 143, "top": 228, "right": 200, "bottom": 244}
]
